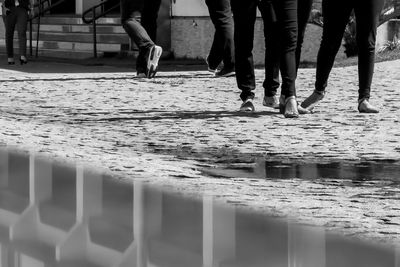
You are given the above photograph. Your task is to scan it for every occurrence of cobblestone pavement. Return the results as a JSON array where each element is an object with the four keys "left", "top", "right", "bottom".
[{"left": 0, "top": 58, "right": 399, "bottom": 245}]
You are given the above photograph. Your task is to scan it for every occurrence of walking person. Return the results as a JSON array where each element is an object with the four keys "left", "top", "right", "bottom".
[
  {"left": 120, "top": 0, "right": 163, "bottom": 78},
  {"left": 204, "top": 0, "right": 235, "bottom": 77},
  {"left": 2, "top": 0, "right": 30, "bottom": 65},
  {"left": 263, "top": 0, "right": 314, "bottom": 109},
  {"left": 232, "top": 0, "right": 300, "bottom": 118},
  {"left": 300, "top": 0, "right": 385, "bottom": 113}
]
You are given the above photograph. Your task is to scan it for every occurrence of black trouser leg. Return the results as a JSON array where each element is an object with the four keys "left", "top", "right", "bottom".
[
  {"left": 296, "top": 0, "right": 313, "bottom": 70},
  {"left": 231, "top": 0, "right": 258, "bottom": 101},
  {"left": 315, "top": 0, "right": 353, "bottom": 92},
  {"left": 263, "top": 0, "right": 299, "bottom": 97},
  {"left": 15, "top": 7, "right": 28, "bottom": 58},
  {"left": 5, "top": 7, "right": 17, "bottom": 58},
  {"left": 261, "top": 0, "right": 281, "bottom": 97},
  {"left": 354, "top": 0, "right": 384, "bottom": 100},
  {"left": 141, "top": 0, "right": 161, "bottom": 42},
  {"left": 120, "top": 0, "right": 156, "bottom": 71},
  {"left": 205, "top": 0, "right": 235, "bottom": 70},
  {"left": 274, "top": 0, "right": 298, "bottom": 98}
]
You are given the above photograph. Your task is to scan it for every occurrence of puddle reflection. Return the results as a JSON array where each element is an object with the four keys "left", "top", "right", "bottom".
[
  {"left": 203, "top": 160, "right": 400, "bottom": 182},
  {"left": 0, "top": 150, "right": 399, "bottom": 267}
]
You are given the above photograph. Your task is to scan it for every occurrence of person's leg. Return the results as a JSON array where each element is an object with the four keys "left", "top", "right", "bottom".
[
  {"left": 205, "top": 0, "right": 235, "bottom": 75},
  {"left": 354, "top": 0, "right": 384, "bottom": 113},
  {"left": 273, "top": 0, "right": 299, "bottom": 117},
  {"left": 5, "top": 8, "right": 17, "bottom": 61},
  {"left": 295, "top": 0, "right": 313, "bottom": 70},
  {"left": 259, "top": 0, "right": 280, "bottom": 104},
  {"left": 15, "top": 7, "right": 28, "bottom": 61},
  {"left": 120, "top": 0, "right": 161, "bottom": 78},
  {"left": 273, "top": 0, "right": 297, "bottom": 98},
  {"left": 141, "top": 0, "right": 161, "bottom": 42},
  {"left": 231, "top": 0, "right": 258, "bottom": 106},
  {"left": 301, "top": 0, "right": 353, "bottom": 110},
  {"left": 121, "top": 0, "right": 154, "bottom": 50}
]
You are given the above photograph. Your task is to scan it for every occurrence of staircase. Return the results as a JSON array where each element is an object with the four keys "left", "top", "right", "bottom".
[
  {"left": 0, "top": 15, "right": 131, "bottom": 59},
  {"left": 30, "top": 15, "right": 131, "bottom": 59}
]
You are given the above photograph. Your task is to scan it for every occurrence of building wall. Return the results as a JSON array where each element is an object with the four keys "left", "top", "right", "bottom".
[
  {"left": 171, "top": 17, "right": 338, "bottom": 65},
  {"left": 170, "top": 0, "right": 333, "bottom": 65}
]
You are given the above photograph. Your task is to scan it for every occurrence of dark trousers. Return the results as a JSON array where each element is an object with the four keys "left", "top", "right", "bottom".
[
  {"left": 205, "top": 0, "right": 234, "bottom": 70},
  {"left": 120, "top": 0, "right": 161, "bottom": 70},
  {"left": 264, "top": 0, "right": 313, "bottom": 96},
  {"left": 4, "top": 6, "right": 28, "bottom": 58},
  {"left": 231, "top": 0, "right": 298, "bottom": 101},
  {"left": 315, "top": 0, "right": 384, "bottom": 100}
]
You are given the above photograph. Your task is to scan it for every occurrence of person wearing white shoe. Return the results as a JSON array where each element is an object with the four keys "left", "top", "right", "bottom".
[
  {"left": 263, "top": 0, "right": 313, "bottom": 112},
  {"left": 232, "top": 0, "right": 300, "bottom": 118},
  {"left": 301, "top": 0, "right": 384, "bottom": 113},
  {"left": 120, "top": 0, "right": 163, "bottom": 78}
]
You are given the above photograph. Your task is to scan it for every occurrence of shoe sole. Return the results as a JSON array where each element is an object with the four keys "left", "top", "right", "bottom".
[
  {"left": 239, "top": 108, "right": 255, "bottom": 112},
  {"left": 146, "top": 46, "right": 163, "bottom": 78},
  {"left": 262, "top": 100, "right": 280, "bottom": 109},
  {"left": 215, "top": 71, "right": 236, "bottom": 77}
]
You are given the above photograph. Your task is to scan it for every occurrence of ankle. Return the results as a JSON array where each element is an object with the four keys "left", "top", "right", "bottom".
[{"left": 314, "top": 90, "right": 325, "bottom": 96}]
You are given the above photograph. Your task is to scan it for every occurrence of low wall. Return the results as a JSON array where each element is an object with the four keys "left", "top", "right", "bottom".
[{"left": 171, "top": 17, "right": 346, "bottom": 65}]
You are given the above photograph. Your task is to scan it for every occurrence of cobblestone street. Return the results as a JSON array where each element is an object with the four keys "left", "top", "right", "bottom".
[{"left": 0, "top": 57, "right": 399, "bottom": 245}]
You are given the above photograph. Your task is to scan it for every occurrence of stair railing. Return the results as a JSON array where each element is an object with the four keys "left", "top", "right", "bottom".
[
  {"left": 82, "top": 0, "right": 120, "bottom": 58},
  {"left": 28, "top": 0, "right": 68, "bottom": 57}
]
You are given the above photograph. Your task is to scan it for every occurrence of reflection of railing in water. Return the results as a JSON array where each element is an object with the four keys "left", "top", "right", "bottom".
[{"left": 0, "top": 149, "right": 399, "bottom": 267}]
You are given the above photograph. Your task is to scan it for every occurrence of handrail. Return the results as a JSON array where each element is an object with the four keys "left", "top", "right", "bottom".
[
  {"left": 28, "top": 0, "right": 68, "bottom": 57},
  {"left": 81, "top": 0, "right": 120, "bottom": 58},
  {"left": 82, "top": 0, "right": 119, "bottom": 24}
]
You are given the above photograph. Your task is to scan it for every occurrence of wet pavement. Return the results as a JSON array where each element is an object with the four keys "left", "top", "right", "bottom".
[
  {"left": 0, "top": 148, "right": 399, "bottom": 267},
  {"left": 0, "top": 56, "right": 399, "bottom": 245}
]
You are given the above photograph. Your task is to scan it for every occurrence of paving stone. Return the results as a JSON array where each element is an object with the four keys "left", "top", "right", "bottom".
[{"left": 0, "top": 59, "right": 399, "bottom": 245}]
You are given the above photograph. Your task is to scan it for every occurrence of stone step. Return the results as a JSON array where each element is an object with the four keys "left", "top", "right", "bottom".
[
  {"left": 32, "top": 15, "right": 121, "bottom": 25},
  {"left": 0, "top": 44, "right": 122, "bottom": 59},
  {"left": 29, "top": 24, "right": 126, "bottom": 34},
  {"left": 0, "top": 39, "right": 131, "bottom": 54},
  {"left": 35, "top": 31, "right": 129, "bottom": 44}
]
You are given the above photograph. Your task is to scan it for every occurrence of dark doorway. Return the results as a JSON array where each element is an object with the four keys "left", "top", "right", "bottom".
[{"left": 49, "top": 0, "right": 76, "bottom": 14}]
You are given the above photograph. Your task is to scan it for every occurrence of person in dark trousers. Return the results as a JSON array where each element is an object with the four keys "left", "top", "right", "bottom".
[
  {"left": 204, "top": 0, "right": 235, "bottom": 77},
  {"left": 120, "top": 0, "right": 163, "bottom": 78},
  {"left": 3, "top": 0, "right": 30, "bottom": 65},
  {"left": 263, "top": 0, "right": 314, "bottom": 109},
  {"left": 300, "top": 0, "right": 385, "bottom": 113},
  {"left": 231, "top": 0, "right": 300, "bottom": 118}
]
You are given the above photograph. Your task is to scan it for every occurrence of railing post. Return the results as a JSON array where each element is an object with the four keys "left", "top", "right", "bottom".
[
  {"left": 29, "top": 19, "right": 33, "bottom": 56},
  {"left": 35, "top": 0, "right": 43, "bottom": 58},
  {"left": 92, "top": 7, "right": 97, "bottom": 58}
]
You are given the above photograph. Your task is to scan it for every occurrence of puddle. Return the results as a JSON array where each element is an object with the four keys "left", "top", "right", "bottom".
[
  {"left": 202, "top": 159, "right": 400, "bottom": 182},
  {"left": 0, "top": 149, "right": 399, "bottom": 267}
]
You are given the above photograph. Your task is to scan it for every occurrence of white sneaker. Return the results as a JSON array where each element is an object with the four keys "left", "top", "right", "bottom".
[{"left": 146, "top": 45, "right": 163, "bottom": 78}]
